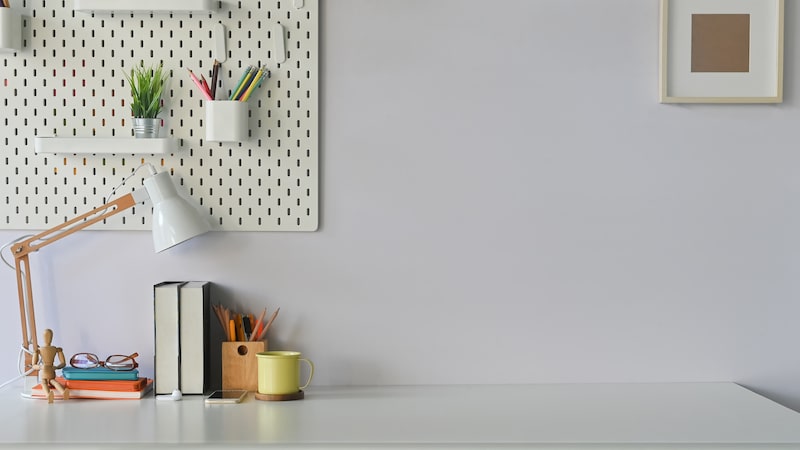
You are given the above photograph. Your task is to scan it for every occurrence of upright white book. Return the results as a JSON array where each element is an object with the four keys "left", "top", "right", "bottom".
[
  {"left": 153, "top": 281, "right": 186, "bottom": 395},
  {"left": 179, "top": 281, "right": 211, "bottom": 394}
]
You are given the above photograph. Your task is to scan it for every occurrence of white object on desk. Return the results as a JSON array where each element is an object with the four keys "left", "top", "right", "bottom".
[
  {"left": 156, "top": 389, "right": 183, "bottom": 401},
  {"left": 0, "top": 383, "right": 799, "bottom": 449}
]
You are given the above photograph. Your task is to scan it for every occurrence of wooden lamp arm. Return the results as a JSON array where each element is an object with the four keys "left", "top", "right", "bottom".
[
  {"left": 11, "top": 192, "right": 142, "bottom": 367},
  {"left": 12, "top": 193, "right": 138, "bottom": 259}
]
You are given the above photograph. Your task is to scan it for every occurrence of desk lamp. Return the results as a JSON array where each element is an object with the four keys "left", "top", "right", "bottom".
[{"left": 7, "top": 163, "right": 210, "bottom": 393}]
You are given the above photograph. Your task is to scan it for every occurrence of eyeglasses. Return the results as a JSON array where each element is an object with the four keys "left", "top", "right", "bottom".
[{"left": 69, "top": 352, "right": 139, "bottom": 371}]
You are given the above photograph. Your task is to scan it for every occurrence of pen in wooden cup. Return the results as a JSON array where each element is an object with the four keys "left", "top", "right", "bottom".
[{"left": 250, "top": 308, "right": 267, "bottom": 341}]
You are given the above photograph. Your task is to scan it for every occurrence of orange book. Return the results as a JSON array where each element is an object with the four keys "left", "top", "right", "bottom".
[
  {"left": 64, "top": 377, "right": 148, "bottom": 392},
  {"left": 31, "top": 378, "right": 153, "bottom": 400}
]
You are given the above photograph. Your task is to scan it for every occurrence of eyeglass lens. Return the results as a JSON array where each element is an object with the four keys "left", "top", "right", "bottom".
[{"left": 105, "top": 354, "right": 138, "bottom": 371}]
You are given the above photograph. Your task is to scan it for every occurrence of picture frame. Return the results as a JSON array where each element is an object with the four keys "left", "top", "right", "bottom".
[{"left": 659, "top": 0, "right": 784, "bottom": 104}]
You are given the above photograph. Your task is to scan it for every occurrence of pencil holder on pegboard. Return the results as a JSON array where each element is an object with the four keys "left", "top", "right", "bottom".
[
  {"left": 205, "top": 101, "right": 248, "bottom": 142},
  {"left": 222, "top": 341, "right": 266, "bottom": 391}
]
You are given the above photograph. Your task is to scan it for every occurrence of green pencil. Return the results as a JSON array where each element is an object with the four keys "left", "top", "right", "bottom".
[{"left": 229, "top": 66, "right": 253, "bottom": 101}]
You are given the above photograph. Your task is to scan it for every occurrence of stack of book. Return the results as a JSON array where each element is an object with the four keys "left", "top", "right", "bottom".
[
  {"left": 154, "top": 281, "right": 212, "bottom": 395},
  {"left": 31, "top": 367, "right": 153, "bottom": 400}
]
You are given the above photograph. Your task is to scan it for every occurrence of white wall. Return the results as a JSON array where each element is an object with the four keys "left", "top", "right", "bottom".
[{"left": 2, "top": 0, "right": 800, "bottom": 411}]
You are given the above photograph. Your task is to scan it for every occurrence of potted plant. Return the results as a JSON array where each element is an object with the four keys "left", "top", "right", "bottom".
[{"left": 124, "top": 62, "right": 169, "bottom": 138}]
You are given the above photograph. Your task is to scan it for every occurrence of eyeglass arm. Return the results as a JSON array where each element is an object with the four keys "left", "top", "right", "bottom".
[{"left": 112, "top": 352, "right": 140, "bottom": 365}]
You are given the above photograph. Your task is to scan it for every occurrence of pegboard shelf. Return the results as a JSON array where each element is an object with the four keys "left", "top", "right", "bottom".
[
  {"left": 34, "top": 137, "right": 178, "bottom": 155},
  {"left": 74, "top": 0, "right": 214, "bottom": 14}
]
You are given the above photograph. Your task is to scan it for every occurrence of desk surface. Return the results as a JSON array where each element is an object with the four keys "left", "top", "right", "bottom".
[{"left": 0, "top": 382, "right": 799, "bottom": 449}]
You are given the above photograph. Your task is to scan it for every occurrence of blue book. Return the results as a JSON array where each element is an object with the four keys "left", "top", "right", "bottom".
[{"left": 61, "top": 366, "right": 139, "bottom": 381}]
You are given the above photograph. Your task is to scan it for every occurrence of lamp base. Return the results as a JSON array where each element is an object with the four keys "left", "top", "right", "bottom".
[{"left": 21, "top": 375, "right": 38, "bottom": 398}]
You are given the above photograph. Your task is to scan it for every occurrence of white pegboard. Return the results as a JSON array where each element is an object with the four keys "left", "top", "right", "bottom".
[{"left": 0, "top": 0, "right": 318, "bottom": 231}]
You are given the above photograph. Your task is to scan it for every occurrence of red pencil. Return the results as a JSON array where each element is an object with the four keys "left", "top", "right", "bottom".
[
  {"left": 250, "top": 308, "right": 267, "bottom": 341},
  {"left": 186, "top": 68, "right": 212, "bottom": 101},
  {"left": 200, "top": 74, "right": 211, "bottom": 96}
]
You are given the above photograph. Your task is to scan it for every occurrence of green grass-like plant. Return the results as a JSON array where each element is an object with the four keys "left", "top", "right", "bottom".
[{"left": 124, "top": 62, "right": 169, "bottom": 118}]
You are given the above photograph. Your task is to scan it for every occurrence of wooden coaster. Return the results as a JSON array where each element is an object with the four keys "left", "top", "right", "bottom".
[{"left": 255, "top": 390, "right": 304, "bottom": 401}]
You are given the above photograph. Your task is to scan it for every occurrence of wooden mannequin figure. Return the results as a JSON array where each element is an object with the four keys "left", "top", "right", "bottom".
[{"left": 32, "top": 329, "right": 70, "bottom": 403}]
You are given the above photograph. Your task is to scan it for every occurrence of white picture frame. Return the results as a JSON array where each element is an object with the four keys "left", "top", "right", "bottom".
[{"left": 659, "top": 0, "right": 784, "bottom": 104}]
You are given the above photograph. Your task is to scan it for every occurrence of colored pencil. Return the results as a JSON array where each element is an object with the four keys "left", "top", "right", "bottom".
[
  {"left": 241, "top": 67, "right": 267, "bottom": 102},
  {"left": 249, "top": 308, "right": 267, "bottom": 341},
  {"left": 186, "top": 68, "right": 212, "bottom": 101},
  {"left": 258, "top": 307, "right": 280, "bottom": 340},
  {"left": 210, "top": 60, "right": 220, "bottom": 99},
  {"left": 229, "top": 66, "right": 253, "bottom": 100}
]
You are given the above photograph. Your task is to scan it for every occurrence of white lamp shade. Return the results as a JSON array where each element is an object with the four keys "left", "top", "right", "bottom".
[{"left": 144, "top": 171, "right": 210, "bottom": 252}]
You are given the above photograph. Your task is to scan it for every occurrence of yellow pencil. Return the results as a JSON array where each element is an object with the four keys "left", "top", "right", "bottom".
[
  {"left": 230, "top": 67, "right": 255, "bottom": 101},
  {"left": 240, "top": 67, "right": 265, "bottom": 102}
]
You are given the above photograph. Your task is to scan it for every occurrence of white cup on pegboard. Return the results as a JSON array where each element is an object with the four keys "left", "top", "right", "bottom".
[{"left": 205, "top": 100, "right": 248, "bottom": 142}]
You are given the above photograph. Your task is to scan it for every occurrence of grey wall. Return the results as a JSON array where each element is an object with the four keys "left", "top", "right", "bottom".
[{"left": 2, "top": 0, "right": 799, "bottom": 411}]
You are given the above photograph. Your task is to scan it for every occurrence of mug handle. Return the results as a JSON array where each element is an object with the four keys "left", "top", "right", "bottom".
[{"left": 299, "top": 358, "right": 314, "bottom": 390}]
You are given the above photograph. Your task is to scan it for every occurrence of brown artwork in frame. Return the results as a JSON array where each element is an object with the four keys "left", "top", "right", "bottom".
[
  {"left": 691, "top": 14, "right": 750, "bottom": 73},
  {"left": 659, "top": 0, "right": 784, "bottom": 104}
]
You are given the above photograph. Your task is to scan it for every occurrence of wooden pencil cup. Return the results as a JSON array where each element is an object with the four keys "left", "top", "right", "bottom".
[{"left": 222, "top": 341, "right": 266, "bottom": 391}]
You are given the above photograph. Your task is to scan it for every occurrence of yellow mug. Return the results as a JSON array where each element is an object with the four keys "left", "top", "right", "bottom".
[{"left": 256, "top": 351, "right": 314, "bottom": 395}]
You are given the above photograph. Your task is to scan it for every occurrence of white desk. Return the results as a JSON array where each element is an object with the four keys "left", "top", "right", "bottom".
[{"left": 0, "top": 383, "right": 799, "bottom": 449}]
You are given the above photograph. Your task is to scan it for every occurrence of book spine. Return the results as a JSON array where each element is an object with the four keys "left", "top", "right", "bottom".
[
  {"left": 179, "top": 281, "right": 211, "bottom": 394},
  {"left": 154, "top": 281, "right": 185, "bottom": 395}
]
